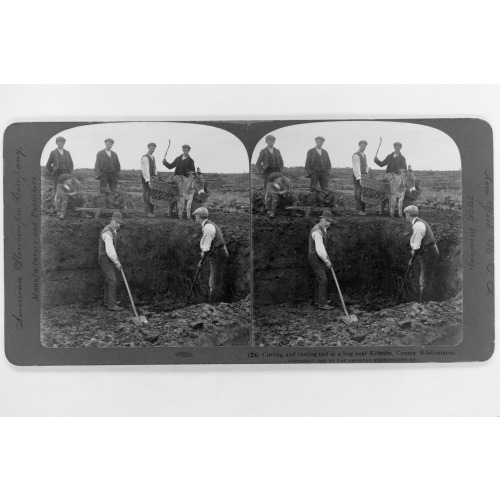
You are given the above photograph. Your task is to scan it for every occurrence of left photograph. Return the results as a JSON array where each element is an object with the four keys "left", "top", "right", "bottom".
[{"left": 40, "top": 122, "right": 251, "bottom": 348}]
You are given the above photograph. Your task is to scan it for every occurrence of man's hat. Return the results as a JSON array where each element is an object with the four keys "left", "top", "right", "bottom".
[
  {"left": 403, "top": 205, "right": 419, "bottom": 216},
  {"left": 147, "top": 142, "right": 157, "bottom": 148},
  {"left": 55, "top": 136, "right": 66, "bottom": 143},
  {"left": 315, "top": 136, "right": 326, "bottom": 142},
  {"left": 182, "top": 144, "right": 191, "bottom": 150},
  {"left": 267, "top": 172, "right": 283, "bottom": 182},
  {"left": 394, "top": 142, "right": 402, "bottom": 147},
  {"left": 104, "top": 138, "right": 115, "bottom": 144},
  {"left": 321, "top": 210, "right": 334, "bottom": 221},
  {"left": 193, "top": 207, "right": 209, "bottom": 217},
  {"left": 358, "top": 140, "right": 368, "bottom": 146},
  {"left": 265, "top": 135, "right": 276, "bottom": 141},
  {"left": 111, "top": 211, "right": 123, "bottom": 221}
]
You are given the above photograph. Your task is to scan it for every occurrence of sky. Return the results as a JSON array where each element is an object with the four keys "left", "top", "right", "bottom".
[
  {"left": 40, "top": 122, "right": 248, "bottom": 174},
  {"left": 250, "top": 121, "right": 462, "bottom": 171}
]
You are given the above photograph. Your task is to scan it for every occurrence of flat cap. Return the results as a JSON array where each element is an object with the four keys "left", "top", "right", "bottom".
[
  {"left": 265, "top": 135, "right": 276, "bottom": 141},
  {"left": 104, "top": 138, "right": 115, "bottom": 144},
  {"left": 111, "top": 211, "right": 123, "bottom": 221},
  {"left": 147, "top": 142, "right": 157, "bottom": 148},
  {"left": 193, "top": 207, "right": 209, "bottom": 217},
  {"left": 315, "top": 136, "right": 326, "bottom": 142},
  {"left": 393, "top": 142, "right": 402, "bottom": 147},
  {"left": 55, "top": 136, "right": 66, "bottom": 143},
  {"left": 321, "top": 210, "right": 334, "bottom": 221},
  {"left": 358, "top": 140, "right": 368, "bottom": 146},
  {"left": 267, "top": 172, "right": 283, "bottom": 182},
  {"left": 403, "top": 205, "right": 419, "bottom": 215},
  {"left": 182, "top": 144, "right": 191, "bottom": 150}
]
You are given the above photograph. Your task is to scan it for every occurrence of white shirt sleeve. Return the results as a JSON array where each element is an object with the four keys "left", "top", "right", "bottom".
[
  {"left": 200, "top": 222, "right": 216, "bottom": 252},
  {"left": 312, "top": 230, "right": 329, "bottom": 264},
  {"left": 102, "top": 231, "right": 119, "bottom": 264},
  {"left": 410, "top": 221, "right": 426, "bottom": 250},
  {"left": 352, "top": 154, "right": 361, "bottom": 179},
  {"left": 141, "top": 156, "right": 150, "bottom": 182}
]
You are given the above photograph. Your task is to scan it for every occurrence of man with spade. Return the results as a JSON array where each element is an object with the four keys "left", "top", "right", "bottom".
[
  {"left": 403, "top": 205, "right": 439, "bottom": 302},
  {"left": 193, "top": 207, "right": 229, "bottom": 304},
  {"left": 308, "top": 210, "right": 335, "bottom": 310},
  {"left": 98, "top": 211, "right": 124, "bottom": 311}
]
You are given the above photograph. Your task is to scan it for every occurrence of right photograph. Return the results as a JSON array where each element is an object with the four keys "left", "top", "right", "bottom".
[{"left": 251, "top": 121, "right": 463, "bottom": 347}]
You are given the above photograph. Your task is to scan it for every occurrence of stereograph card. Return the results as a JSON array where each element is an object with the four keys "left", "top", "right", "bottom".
[{"left": 3, "top": 118, "right": 494, "bottom": 364}]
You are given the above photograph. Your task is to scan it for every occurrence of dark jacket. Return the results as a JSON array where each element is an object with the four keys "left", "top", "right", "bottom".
[
  {"left": 305, "top": 148, "right": 332, "bottom": 176},
  {"left": 255, "top": 147, "right": 284, "bottom": 174},
  {"left": 374, "top": 153, "right": 407, "bottom": 174},
  {"left": 46, "top": 148, "right": 73, "bottom": 176},
  {"left": 95, "top": 149, "right": 121, "bottom": 179},
  {"left": 162, "top": 155, "right": 195, "bottom": 177}
]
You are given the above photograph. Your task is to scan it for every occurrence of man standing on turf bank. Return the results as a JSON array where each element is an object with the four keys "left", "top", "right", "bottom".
[
  {"left": 255, "top": 134, "right": 284, "bottom": 193},
  {"left": 46, "top": 136, "right": 74, "bottom": 200},
  {"left": 193, "top": 207, "right": 229, "bottom": 304},
  {"left": 98, "top": 211, "right": 124, "bottom": 311},
  {"left": 308, "top": 210, "right": 335, "bottom": 310},
  {"left": 352, "top": 140, "right": 369, "bottom": 216},
  {"left": 305, "top": 136, "right": 332, "bottom": 192},
  {"left": 141, "top": 142, "right": 157, "bottom": 218},
  {"left": 95, "top": 138, "right": 121, "bottom": 193},
  {"left": 403, "top": 205, "right": 439, "bottom": 302}
]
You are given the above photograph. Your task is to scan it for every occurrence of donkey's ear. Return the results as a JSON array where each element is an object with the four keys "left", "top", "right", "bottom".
[
  {"left": 197, "top": 167, "right": 201, "bottom": 174},
  {"left": 408, "top": 164, "right": 412, "bottom": 171}
]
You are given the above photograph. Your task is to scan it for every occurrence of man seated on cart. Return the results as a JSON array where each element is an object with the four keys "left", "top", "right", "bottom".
[{"left": 265, "top": 172, "right": 299, "bottom": 218}]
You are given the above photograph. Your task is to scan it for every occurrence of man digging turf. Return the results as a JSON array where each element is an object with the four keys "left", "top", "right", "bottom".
[
  {"left": 141, "top": 142, "right": 158, "bottom": 218},
  {"left": 55, "top": 174, "right": 90, "bottom": 219},
  {"left": 352, "top": 140, "right": 369, "bottom": 216},
  {"left": 265, "top": 172, "right": 299, "bottom": 218},
  {"left": 95, "top": 138, "right": 121, "bottom": 193},
  {"left": 193, "top": 207, "right": 229, "bottom": 304},
  {"left": 98, "top": 212, "right": 124, "bottom": 311},
  {"left": 305, "top": 136, "right": 332, "bottom": 192},
  {"left": 255, "top": 134, "right": 284, "bottom": 194},
  {"left": 46, "top": 136, "right": 74, "bottom": 201},
  {"left": 403, "top": 205, "right": 439, "bottom": 302},
  {"left": 308, "top": 210, "right": 335, "bottom": 310}
]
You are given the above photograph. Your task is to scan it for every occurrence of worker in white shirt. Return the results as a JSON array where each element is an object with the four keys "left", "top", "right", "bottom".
[
  {"left": 403, "top": 205, "right": 439, "bottom": 302},
  {"left": 98, "top": 212, "right": 124, "bottom": 311},
  {"left": 308, "top": 210, "right": 335, "bottom": 310},
  {"left": 141, "top": 142, "right": 157, "bottom": 217},
  {"left": 352, "top": 140, "right": 369, "bottom": 216},
  {"left": 193, "top": 207, "right": 229, "bottom": 303}
]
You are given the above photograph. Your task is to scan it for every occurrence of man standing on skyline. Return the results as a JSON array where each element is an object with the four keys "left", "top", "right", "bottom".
[
  {"left": 255, "top": 135, "right": 284, "bottom": 193},
  {"left": 95, "top": 138, "right": 121, "bottom": 193},
  {"left": 305, "top": 136, "right": 332, "bottom": 192},
  {"left": 46, "top": 136, "right": 74, "bottom": 200},
  {"left": 141, "top": 142, "right": 157, "bottom": 218},
  {"left": 352, "top": 140, "right": 369, "bottom": 216}
]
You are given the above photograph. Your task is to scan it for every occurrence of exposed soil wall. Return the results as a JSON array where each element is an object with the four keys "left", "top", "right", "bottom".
[
  {"left": 252, "top": 212, "right": 463, "bottom": 305},
  {"left": 41, "top": 213, "right": 250, "bottom": 307}
]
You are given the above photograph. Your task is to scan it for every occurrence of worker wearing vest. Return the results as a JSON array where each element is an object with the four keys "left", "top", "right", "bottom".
[
  {"left": 95, "top": 138, "right": 121, "bottom": 193},
  {"left": 193, "top": 207, "right": 229, "bottom": 304},
  {"left": 255, "top": 135, "right": 285, "bottom": 194},
  {"left": 141, "top": 142, "right": 157, "bottom": 217},
  {"left": 352, "top": 140, "right": 369, "bottom": 216},
  {"left": 305, "top": 136, "right": 332, "bottom": 192},
  {"left": 403, "top": 205, "right": 439, "bottom": 302},
  {"left": 308, "top": 210, "right": 335, "bottom": 310},
  {"left": 98, "top": 212, "right": 124, "bottom": 311},
  {"left": 46, "top": 136, "right": 74, "bottom": 200}
]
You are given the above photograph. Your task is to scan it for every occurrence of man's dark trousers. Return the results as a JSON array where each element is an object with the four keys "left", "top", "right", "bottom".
[
  {"left": 419, "top": 244, "right": 439, "bottom": 301},
  {"left": 208, "top": 246, "right": 229, "bottom": 303},
  {"left": 99, "top": 173, "right": 118, "bottom": 192},
  {"left": 310, "top": 171, "right": 330, "bottom": 192},
  {"left": 98, "top": 254, "right": 118, "bottom": 307},
  {"left": 142, "top": 178, "right": 154, "bottom": 215},
  {"left": 353, "top": 175, "right": 366, "bottom": 212},
  {"left": 308, "top": 253, "right": 329, "bottom": 307}
]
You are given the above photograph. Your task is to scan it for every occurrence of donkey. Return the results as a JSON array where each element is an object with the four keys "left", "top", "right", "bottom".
[
  {"left": 379, "top": 166, "right": 417, "bottom": 217},
  {"left": 167, "top": 168, "right": 206, "bottom": 220}
]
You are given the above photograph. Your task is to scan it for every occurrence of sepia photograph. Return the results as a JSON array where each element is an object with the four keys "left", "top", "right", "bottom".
[
  {"left": 39, "top": 122, "right": 251, "bottom": 348},
  {"left": 251, "top": 121, "right": 463, "bottom": 348}
]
